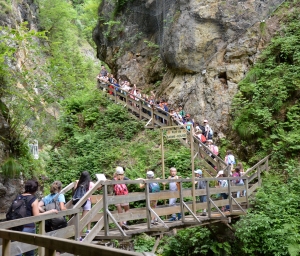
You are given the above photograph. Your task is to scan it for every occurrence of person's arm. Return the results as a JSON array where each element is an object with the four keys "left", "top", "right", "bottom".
[
  {"left": 32, "top": 199, "right": 58, "bottom": 216},
  {"left": 38, "top": 200, "right": 45, "bottom": 213},
  {"left": 59, "top": 202, "right": 67, "bottom": 211}
]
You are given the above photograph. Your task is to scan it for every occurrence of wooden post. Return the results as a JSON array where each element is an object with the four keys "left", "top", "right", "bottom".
[
  {"left": 103, "top": 184, "right": 109, "bottom": 236},
  {"left": 38, "top": 220, "right": 45, "bottom": 256},
  {"left": 161, "top": 129, "right": 165, "bottom": 182},
  {"left": 228, "top": 178, "right": 232, "bottom": 214},
  {"left": 145, "top": 183, "right": 151, "bottom": 229},
  {"left": 74, "top": 212, "right": 80, "bottom": 241},
  {"left": 258, "top": 166, "right": 262, "bottom": 187},
  {"left": 151, "top": 105, "right": 155, "bottom": 127},
  {"left": 206, "top": 181, "right": 211, "bottom": 218},
  {"left": 190, "top": 126, "right": 196, "bottom": 213},
  {"left": 245, "top": 178, "right": 249, "bottom": 209},
  {"left": 179, "top": 181, "right": 184, "bottom": 222},
  {"left": 45, "top": 248, "right": 56, "bottom": 256},
  {"left": 2, "top": 238, "right": 11, "bottom": 256},
  {"left": 139, "top": 100, "right": 142, "bottom": 119}
]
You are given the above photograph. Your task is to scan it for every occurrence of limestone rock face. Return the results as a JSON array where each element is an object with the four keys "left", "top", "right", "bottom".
[{"left": 94, "top": 0, "right": 283, "bottom": 136}]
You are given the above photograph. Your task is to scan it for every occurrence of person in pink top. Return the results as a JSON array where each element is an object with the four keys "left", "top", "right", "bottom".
[{"left": 74, "top": 171, "right": 95, "bottom": 235}]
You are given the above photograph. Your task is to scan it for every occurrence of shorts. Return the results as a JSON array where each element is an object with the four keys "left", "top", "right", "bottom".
[
  {"left": 115, "top": 203, "right": 129, "bottom": 207},
  {"left": 150, "top": 200, "right": 157, "bottom": 208},
  {"left": 82, "top": 199, "right": 92, "bottom": 211}
]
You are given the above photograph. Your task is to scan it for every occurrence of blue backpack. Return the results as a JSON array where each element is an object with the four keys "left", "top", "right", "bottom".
[{"left": 149, "top": 182, "right": 160, "bottom": 193}]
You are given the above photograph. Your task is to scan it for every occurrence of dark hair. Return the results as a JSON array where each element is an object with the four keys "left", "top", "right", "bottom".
[
  {"left": 24, "top": 180, "right": 38, "bottom": 194},
  {"left": 50, "top": 181, "right": 63, "bottom": 194},
  {"left": 77, "top": 171, "right": 91, "bottom": 191},
  {"left": 235, "top": 167, "right": 241, "bottom": 173}
]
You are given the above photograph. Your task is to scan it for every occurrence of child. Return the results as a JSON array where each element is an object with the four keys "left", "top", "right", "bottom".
[
  {"left": 194, "top": 170, "right": 207, "bottom": 216},
  {"left": 114, "top": 166, "right": 130, "bottom": 230},
  {"left": 167, "top": 167, "right": 181, "bottom": 221},
  {"left": 137, "top": 170, "right": 160, "bottom": 225}
]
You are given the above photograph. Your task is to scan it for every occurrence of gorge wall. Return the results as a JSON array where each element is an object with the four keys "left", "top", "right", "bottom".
[{"left": 93, "top": 0, "right": 285, "bottom": 137}]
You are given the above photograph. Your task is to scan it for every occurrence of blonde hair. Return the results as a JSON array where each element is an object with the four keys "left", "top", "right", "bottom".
[{"left": 50, "top": 180, "right": 63, "bottom": 194}]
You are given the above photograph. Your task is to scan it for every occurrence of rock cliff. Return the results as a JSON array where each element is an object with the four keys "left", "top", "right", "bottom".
[{"left": 93, "top": 0, "right": 284, "bottom": 136}]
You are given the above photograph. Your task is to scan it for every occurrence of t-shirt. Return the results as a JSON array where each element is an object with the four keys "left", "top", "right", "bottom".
[{"left": 42, "top": 193, "right": 66, "bottom": 205}]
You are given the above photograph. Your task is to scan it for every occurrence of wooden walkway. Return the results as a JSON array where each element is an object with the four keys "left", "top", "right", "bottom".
[
  {"left": 0, "top": 155, "right": 269, "bottom": 255},
  {"left": 97, "top": 81, "right": 230, "bottom": 177}
]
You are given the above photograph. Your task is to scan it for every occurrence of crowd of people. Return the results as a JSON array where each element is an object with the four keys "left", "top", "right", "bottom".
[
  {"left": 6, "top": 67, "right": 245, "bottom": 255},
  {"left": 9, "top": 158, "right": 246, "bottom": 256}
]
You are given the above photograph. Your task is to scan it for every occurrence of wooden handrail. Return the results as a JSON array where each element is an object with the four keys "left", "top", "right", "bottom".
[
  {"left": 0, "top": 229, "right": 154, "bottom": 256},
  {"left": 0, "top": 153, "right": 269, "bottom": 255},
  {"left": 97, "top": 80, "right": 229, "bottom": 175}
]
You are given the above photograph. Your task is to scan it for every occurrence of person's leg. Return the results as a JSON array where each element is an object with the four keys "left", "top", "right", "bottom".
[
  {"left": 200, "top": 196, "right": 207, "bottom": 216},
  {"left": 82, "top": 200, "right": 92, "bottom": 232},
  {"left": 115, "top": 204, "right": 123, "bottom": 226},
  {"left": 22, "top": 227, "right": 36, "bottom": 256},
  {"left": 169, "top": 198, "right": 177, "bottom": 220},
  {"left": 121, "top": 204, "right": 130, "bottom": 230}
]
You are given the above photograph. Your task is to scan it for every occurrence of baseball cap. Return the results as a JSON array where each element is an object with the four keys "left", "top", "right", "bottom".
[
  {"left": 216, "top": 170, "right": 224, "bottom": 177},
  {"left": 204, "top": 119, "right": 208, "bottom": 123},
  {"left": 194, "top": 169, "right": 203, "bottom": 175},
  {"left": 146, "top": 171, "right": 154, "bottom": 178},
  {"left": 207, "top": 139, "right": 213, "bottom": 143},
  {"left": 116, "top": 166, "right": 124, "bottom": 175}
]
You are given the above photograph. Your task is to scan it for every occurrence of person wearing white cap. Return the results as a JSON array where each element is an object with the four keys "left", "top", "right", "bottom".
[
  {"left": 203, "top": 119, "right": 213, "bottom": 139},
  {"left": 194, "top": 170, "right": 207, "bottom": 216},
  {"left": 216, "top": 170, "right": 229, "bottom": 212},
  {"left": 137, "top": 171, "right": 160, "bottom": 225},
  {"left": 166, "top": 167, "right": 182, "bottom": 221},
  {"left": 114, "top": 166, "right": 130, "bottom": 230}
]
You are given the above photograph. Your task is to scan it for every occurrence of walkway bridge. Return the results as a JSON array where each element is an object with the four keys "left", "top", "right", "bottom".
[
  {"left": 97, "top": 81, "right": 231, "bottom": 177},
  {"left": 0, "top": 82, "right": 269, "bottom": 255},
  {"left": 0, "top": 155, "right": 269, "bottom": 256}
]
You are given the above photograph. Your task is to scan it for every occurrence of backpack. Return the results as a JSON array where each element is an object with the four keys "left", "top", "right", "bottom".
[
  {"left": 45, "top": 195, "right": 67, "bottom": 232},
  {"left": 149, "top": 182, "right": 160, "bottom": 193},
  {"left": 72, "top": 185, "right": 87, "bottom": 207},
  {"left": 6, "top": 195, "right": 35, "bottom": 231},
  {"left": 200, "top": 134, "right": 207, "bottom": 143},
  {"left": 212, "top": 145, "right": 219, "bottom": 155},
  {"left": 114, "top": 183, "right": 128, "bottom": 195},
  {"left": 186, "top": 121, "right": 193, "bottom": 131}
]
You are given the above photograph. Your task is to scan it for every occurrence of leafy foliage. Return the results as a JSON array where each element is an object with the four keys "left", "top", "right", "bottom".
[
  {"left": 234, "top": 173, "right": 300, "bottom": 256},
  {"left": 231, "top": 2, "right": 300, "bottom": 164},
  {"left": 159, "top": 226, "right": 231, "bottom": 256},
  {"left": 133, "top": 233, "right": 155, "bottom": 252}
]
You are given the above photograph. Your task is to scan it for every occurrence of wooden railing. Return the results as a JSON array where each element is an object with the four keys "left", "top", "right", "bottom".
[
  {"left": 97, "top": 81, "right": 229, "bottom": 176},
  {"left": 0, "top": 155, "right": 269, "bottom": 255}
]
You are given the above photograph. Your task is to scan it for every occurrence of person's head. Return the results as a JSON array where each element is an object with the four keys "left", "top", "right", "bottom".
[
  {"left": 169, "top": 167, "right": 177, "bottom": 177},
  {"left": 24, "top": 180, "right": 38, "bottom": 194},
  {"left": 235, "top": 167, "right": 241, "bottom": 173},
  {"left": 50, "top": 180, "right": 63, "bottom": 194},
  {"left": 204, "top": 119, "right": 208, "bottom": 124},
  {"left": 207, "top": 139, "right": 213, "bottom": 145},
  {"left": 115, "top": 166, "right": 125, "bottom": 180},
  {"left": 194, "top": 169, "right": 203, "bottom": 178},
  {"left": 179, "top": 106, "right": 183, "bottom": 110},
  {"left": 227, "top": 150, "right": 232, "bottom": 155},
  {"left": 216, "top": 170, "right": 224, "bottom": 178},
  {"left": 186, "top": 114, "right": 191, "bottom": 119},
  {"left": 77, "top": 171, "right": 91, "bottom": 190},
  {"left": 101, "top": 65, "right": 105, "bottom": 70},
  {"left": 146, "top": 170, "right": 154, "bottom": 179},
  {"left": 237, "top": 162, "right": 243, "bottom": 170}
]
